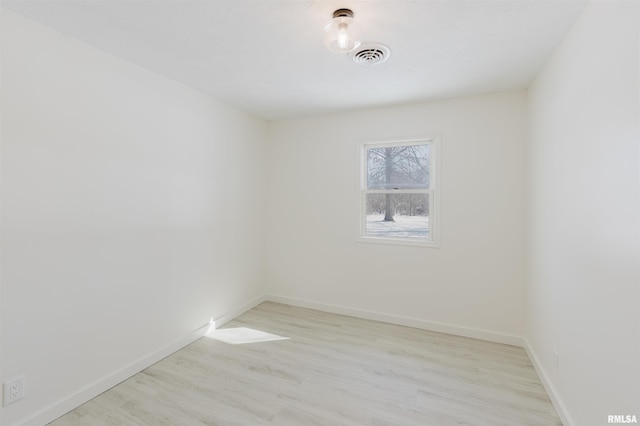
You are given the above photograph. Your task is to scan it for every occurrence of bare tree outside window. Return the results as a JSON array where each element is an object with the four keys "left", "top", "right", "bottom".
[{"left": 362, "top": 141, "right": 436, "bottom": 243}]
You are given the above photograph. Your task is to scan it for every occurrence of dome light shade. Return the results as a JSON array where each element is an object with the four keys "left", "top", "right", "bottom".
[{"left": 324, "top": 9, "right": 361, "bottom": 53}]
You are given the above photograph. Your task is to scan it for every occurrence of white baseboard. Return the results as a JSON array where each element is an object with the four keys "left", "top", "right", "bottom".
[
  {"left": 212, "top": 294, "right": 268, "bottom": 329},
  {"left": 265, "top": 294, "right": 524, "bottom": 347},
  {"left": 522, "top": 339, "right": 572, "bottom": 426},
  {"left": 15, "top": 294, "right": 559, "bottom": 426},
  {"left": 19, "top": 323, "right": 209, "bottom": 426},
  {"left": 262, "top": 296, "right": 573, "bottom": 424},
  {"left": 16, "top": 294, "right": 268, "bottom": 426}
]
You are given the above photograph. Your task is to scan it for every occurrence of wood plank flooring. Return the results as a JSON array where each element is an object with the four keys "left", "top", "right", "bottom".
[{"left": 49, "top": 302, "right": 561, "bottom": 425}]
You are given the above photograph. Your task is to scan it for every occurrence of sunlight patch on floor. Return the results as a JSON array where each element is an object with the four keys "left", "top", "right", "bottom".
[{"left": 205, "top": 327, "right": 289, "bottom": 345}]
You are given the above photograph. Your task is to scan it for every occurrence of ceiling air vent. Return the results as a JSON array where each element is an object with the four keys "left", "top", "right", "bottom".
[{"left": 352, "top": 43, "right": 391, "bottom": 66}]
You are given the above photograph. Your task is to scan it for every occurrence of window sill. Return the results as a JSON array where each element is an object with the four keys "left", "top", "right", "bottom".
[{"left": 357, "top": 236, "right": 440, "bottom": 248}]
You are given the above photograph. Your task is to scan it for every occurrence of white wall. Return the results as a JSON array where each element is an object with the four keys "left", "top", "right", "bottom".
[
  {"left": 0, "top": 11, "right": 266, "bottom": 425},
  {"left": 526, "top": 1, "right": 639, "bottom": 425},
  {"left": 266, "top": 92, "right": 527, "bottom": 341}
]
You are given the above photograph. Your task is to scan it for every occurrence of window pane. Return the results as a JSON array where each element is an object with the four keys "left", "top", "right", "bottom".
[
  {"left": 365, "top": 193, "right": 429, "bottom": 239},
  {"left": 367, "top": 144, "right": 430, "bottom": 190}
]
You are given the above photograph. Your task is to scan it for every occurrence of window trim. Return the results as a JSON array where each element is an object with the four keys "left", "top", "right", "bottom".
[{"left": 357, "top": 137, "right": 441, "bottom": 248}]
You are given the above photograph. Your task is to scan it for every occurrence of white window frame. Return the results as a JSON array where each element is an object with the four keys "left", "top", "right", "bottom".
[{"left": 358, "top": 137, "right": 441, "bottom": 248}]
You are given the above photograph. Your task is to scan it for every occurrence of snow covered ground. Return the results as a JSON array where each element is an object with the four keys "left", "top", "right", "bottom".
[{"left": 365, "top": 215, "right": 429, "bottom": 239}]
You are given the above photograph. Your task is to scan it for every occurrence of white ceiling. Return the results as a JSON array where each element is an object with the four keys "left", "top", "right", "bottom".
[{"left": 1, "top": 0, "right": 588, "bottom": 120}]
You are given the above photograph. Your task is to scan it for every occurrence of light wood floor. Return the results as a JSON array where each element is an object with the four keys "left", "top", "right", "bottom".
[{"left": 50, "top": 302, "right": 561, "bottom": 425}]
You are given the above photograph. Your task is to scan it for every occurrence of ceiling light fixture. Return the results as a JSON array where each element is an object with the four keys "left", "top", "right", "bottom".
[{"left": 324, "top": 8, "right": 361, "bottom": 53}]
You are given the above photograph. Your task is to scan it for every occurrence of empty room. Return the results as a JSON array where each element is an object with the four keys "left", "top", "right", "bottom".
[{"left": 1, "top": 1, "right": 638, "bottom": 425}]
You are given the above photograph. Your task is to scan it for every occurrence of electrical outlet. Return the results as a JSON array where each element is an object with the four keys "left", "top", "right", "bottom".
[{"left": 3, "top": 376, "right": 25, "bottom": 406}]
